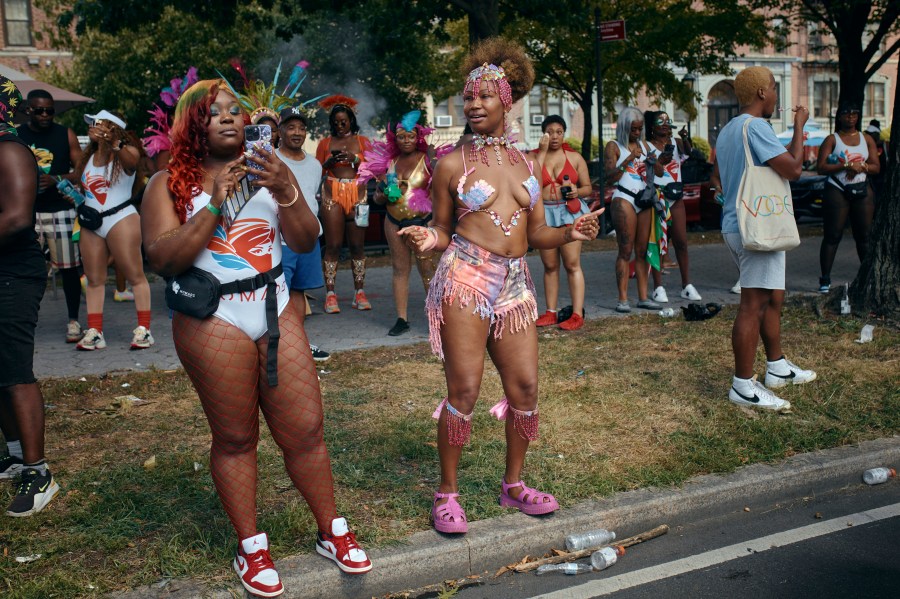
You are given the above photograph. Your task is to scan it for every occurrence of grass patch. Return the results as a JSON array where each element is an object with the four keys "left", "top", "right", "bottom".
[{"left": 1, "top": 303, "right": 897, "bottom": 597}]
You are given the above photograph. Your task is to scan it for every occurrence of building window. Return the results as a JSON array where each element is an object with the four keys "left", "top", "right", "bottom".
[
  {"left": 3, "top": 0, "right": 32, "bottom": 47},
  {"left": 812, "top": 80, "right": 838, "bottom": 119},
  {"left": 865, "top": 82, "right": 886, "bottom": 118},
  {"left": 433, "top": 94, "right": 463, "bottom": 128},
  {"left": 528, "top": 86, "right": 563, "bottom": 128}
]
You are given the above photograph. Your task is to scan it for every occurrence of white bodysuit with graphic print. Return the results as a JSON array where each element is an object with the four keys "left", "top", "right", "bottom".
[
  {"left": 187, "top": 189, "right": 289, "bottom": 340},
  {"left": 81, "top": 155, "right": 137, "bottom": 238}
]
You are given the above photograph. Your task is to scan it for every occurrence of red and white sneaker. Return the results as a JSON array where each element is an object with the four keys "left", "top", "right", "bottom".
[
  {"left": 316, "top": 517, "right": 373, "bottom": 574},
  {"left": 233, "top": 532, "right": 284, "bottom": 597}
]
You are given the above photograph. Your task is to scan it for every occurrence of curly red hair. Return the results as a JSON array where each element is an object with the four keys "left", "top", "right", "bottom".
[{"left": 166, "top": 79, "right": 236, "bottom": 223}]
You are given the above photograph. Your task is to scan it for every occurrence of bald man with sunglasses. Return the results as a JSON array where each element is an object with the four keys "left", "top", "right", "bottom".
[{"left": 17, "top": 89, "right": 85, "bottom": 344}]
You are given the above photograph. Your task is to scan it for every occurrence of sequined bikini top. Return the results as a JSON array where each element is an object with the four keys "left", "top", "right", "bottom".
[{"left": 456, "top": 146, "right": 540, "bottom": 236}]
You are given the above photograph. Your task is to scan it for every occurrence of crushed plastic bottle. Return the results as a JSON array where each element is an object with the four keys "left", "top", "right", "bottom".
[
  {"left": 565, "top": 528, "right": 616, "bottom": 552},
  {"left": 590, "top": 545, "right": 625, "bottom": 571},
  {"left": 659, "top": 308, "right": 676, "bottom": 318},
  {"left": 863, "top": 467, "right": 896, "bottom": 485},
  {"left": 535, "top": 562, "right": 593, "bottom": 576}
]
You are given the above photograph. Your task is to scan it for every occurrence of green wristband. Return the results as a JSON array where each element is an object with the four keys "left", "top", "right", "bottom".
[{"left": 206, "top": 203, "right": 222, "bottom": 216}]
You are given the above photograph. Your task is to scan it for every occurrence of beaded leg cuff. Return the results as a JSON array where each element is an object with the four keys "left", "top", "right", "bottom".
[
  {"left": 432, "top": 398, "right": 473, "bottom": 447},
  {"left": 352, "top": 258, "right": 366, "bottom": 285},
  {"left": 490, "top": 397, "right": 539, "bottom": 441},
  {"left": 323, "top": 260, "right": 338, "bottom": 287}
]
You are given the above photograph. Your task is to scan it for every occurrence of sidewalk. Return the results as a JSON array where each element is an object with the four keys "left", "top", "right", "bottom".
[{"left": 33, "top": 233, "right": 857, "bottom": 379}]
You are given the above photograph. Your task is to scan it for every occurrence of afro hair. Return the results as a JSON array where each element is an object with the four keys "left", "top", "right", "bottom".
[{"left": 462, "top": 38, "right": 535, "bottom": 103}]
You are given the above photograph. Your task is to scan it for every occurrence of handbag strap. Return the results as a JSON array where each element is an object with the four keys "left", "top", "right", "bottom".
[
  {"left": 741, "top": 117, "right": 755, "bottom": 170},
  {"left": 219, "top": 264, "right": 283, "bottom": 387}
]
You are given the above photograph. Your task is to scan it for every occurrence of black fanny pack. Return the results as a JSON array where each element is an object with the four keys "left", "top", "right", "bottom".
[
  {"left": 386, "top": 212, "right": 432, "bottom": 228},
  {"left": 830, "top": 177, "right": 868, "bottom": 199},
  {"left": 166, "top": 264, "right": 284, "bottom": 386},
  {"left": 77, "top": 200, "right": 133, "bottom": 231},
  {"left": 617, "top": 185, "right": 659, "bottom": 210},
  {"left": 660, "top": 182, "right": 684, "bottom": 202}
]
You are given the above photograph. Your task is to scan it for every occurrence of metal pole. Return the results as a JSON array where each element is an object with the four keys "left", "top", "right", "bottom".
[{"left": 595, "top": 6, "right": 605, "bottom": 233}]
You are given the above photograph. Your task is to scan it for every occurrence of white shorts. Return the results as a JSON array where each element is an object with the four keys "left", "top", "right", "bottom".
[{"left": 723, "top": 232, "right": 785, "bottom": 291}]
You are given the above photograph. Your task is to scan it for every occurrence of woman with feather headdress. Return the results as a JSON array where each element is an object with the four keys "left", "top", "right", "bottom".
[
  {"left": 358, "top": 110, "right": 451, "bottom": 336},
  {"left": 314, "top": 95, "right": 372, "bottom": 314}
]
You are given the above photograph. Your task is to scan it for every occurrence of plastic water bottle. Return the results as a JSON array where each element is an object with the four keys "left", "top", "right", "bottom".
[
  {"left": 840, "top": 283, "right": 851, "bottom": 315},
  {"left": 535, "top": 562, "right": 593, "bottom": 576},
  {"left": 565, "top": 528, "right": 616, "bottom": 552},
  {"left": 590, "top": 546, "right": 625, "bottom": 571},
  {"left": 863, "top": 467, "right": 896, "bottom": 485},
  {"left": 826, "top": 153, "right": 839, "bottom": 164},
  {"left": 659, "top": 308, "right": 676, "bottom": 318}
]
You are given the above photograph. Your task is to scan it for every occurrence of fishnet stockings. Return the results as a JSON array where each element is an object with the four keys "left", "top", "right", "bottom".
[{"left": 174, "top": 303, "right": 337, "bottom": 538}]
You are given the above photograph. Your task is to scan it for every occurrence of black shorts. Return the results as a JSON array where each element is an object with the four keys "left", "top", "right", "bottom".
[{"left": 0, "top": 277, "right": 44, "bottom": 387}]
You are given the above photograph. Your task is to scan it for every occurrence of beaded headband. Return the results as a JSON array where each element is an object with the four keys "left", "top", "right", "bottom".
[{"left": 464, "top": 63, "right": 513, "bottom": 109}]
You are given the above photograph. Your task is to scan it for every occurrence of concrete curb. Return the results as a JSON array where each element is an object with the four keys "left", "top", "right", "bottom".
[{"left": 115, "top": 436, "right": 900, "bottom": 599}]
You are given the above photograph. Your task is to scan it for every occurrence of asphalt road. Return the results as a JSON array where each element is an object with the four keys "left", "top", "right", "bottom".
[{"left": 450, "top": 479, "right": 900, "bottom": 599}]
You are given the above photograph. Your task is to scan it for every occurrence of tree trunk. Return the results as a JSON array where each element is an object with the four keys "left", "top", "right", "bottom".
[
  {"left": 849, "top": 60, "right": 900, "bottom": 318},
  {"left": 580, "top": 95, "right": 593, "bottom": 162},
  {"left": 468, "top": 0, "right": 499, "bottom": 44}
]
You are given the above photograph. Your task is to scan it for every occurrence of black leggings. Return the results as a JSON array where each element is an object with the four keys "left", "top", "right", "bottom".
[
  {"left": 819, "top": 185, "right": 874, "bottom": 280},
  {"left": 60, "top": 267, "right": 82, "bottom": 321}
]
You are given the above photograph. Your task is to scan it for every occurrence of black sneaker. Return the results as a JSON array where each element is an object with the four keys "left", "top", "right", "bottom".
[
  {"left": 388, "top": 318, "right": 410, "bottom": 336},
  {"left": 309, "top": 344, "right": 331, "bottom": 362},
  {"left": 7, "top": 466, "right": 59, "bottom": 517},
  {"left": 0, "top": 454, "right": 24, "bottom": 480}
]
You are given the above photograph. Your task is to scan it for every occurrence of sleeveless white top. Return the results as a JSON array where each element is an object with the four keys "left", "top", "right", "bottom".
[
  {"left": 611, "top": 141, "right": 649, "bottom": 201},
  {"left": 187, "top": 189, "right": 289, "bottom": 340},
  {"left": 829, "top": 131, "right": 868, "bottom": 188},
  {"left": 81, "top": 155, "right": 136, "bottom": 212},
  {"left": 647, "top": 140, "right": 683, "bottom": 186}
]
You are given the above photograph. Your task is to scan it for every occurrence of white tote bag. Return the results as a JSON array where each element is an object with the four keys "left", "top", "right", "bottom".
[{"left": 735, "top": 118, "right": 800, "bottom": 252}]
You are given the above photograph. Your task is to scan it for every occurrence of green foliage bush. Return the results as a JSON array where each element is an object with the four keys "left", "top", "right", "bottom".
[{"left": 690, "top": 137, "right": 710, "bottom": 161}]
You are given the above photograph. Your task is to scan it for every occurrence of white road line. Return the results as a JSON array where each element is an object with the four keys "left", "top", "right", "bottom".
[{"left": 531, "top": 502, "right": 900, "bottom": 599}]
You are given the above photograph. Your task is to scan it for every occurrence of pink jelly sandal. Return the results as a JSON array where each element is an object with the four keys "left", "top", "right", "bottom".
[
  {"left": 499, "top": 480, "right": 560, "bottom": 516},
  {"left": 431, "top": 491, "right": 468, "bottom": 534}
]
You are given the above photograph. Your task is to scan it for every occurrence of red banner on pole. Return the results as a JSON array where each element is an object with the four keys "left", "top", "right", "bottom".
[{"left": 600, "top": 20, "right": 626, "bottom": 42}]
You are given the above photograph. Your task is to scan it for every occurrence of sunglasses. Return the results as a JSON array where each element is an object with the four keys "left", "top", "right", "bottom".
[
  {"left": 655, "top": 116, "right": 672, "bottom": 126},
  {"left": 30, "top": 107, "right": 55, "bottom": 116},
  {"left": 838, "top": 110, "right": 860, "bottom": 116}
]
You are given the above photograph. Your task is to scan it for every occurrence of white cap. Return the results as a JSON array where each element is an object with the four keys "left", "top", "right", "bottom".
[
  {"left": 865, "top": 124, "right": 880, "bottom": 134},
  {"left": 84, "top": 110, "right": 126, "bottom": 130}
]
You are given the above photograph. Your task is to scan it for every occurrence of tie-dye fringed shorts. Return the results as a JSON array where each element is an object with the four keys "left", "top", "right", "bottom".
[{"left": 425, "top": 235, "right": 537, "bottom": 360}]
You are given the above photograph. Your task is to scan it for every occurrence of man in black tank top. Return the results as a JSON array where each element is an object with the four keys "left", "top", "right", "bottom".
[
  {"left": 0, "top": 76, "right": 60, "bottom": 517},
  {"left": 17, "top": 90, "right": 85, "bottom": 343}
]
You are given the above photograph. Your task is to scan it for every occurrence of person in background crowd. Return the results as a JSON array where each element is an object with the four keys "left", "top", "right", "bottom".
[
  {"left": 402, "top": 39, "right": 602, "bottom": 535},
  {"left": 141, "top": 79, "right": 371, "bottom": 597},
  {"left": 643, "top": 109, "right": 701, "bottom": 304},
  {"left": 360, "top": 110, "right": 448, "bottom": 336},
  {"left": 604, "top": 107, "right": 660, "bottom": 313},
  {"left": 715, "top": 66, "right": 816, "bottom": 413},
  {"left": 316, "top": 96, "right": 372, "bottom": 314},
  {"left": 864, "top": 119, "right": 887, "bottom": 200},
  {"left": 75, "top": 110, "right": 153, "bottom": 351},
  {"left": 0, "top": 76, "right": 60, "bottom": 517},
  {"left": 815, "top": 105, "right": 880, "bottom": 294},
  {"left": 17, "top": 89, "right": 85, "bottom": 343},
  {"left": 532, "top": 115, "right": 592, "bottom": 331},
  {"left": 276, "top": 105, "right": 331, "bottom": 361}
]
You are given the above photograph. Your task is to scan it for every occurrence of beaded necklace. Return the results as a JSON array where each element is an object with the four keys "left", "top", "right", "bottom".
[{"left": 470, "top": 133, "right": 520, "bottom": 166}]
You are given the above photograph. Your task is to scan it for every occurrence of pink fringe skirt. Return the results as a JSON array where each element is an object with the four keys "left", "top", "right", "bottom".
[{"left": 426, "top": 235, "right": 538, "bottom": 360}]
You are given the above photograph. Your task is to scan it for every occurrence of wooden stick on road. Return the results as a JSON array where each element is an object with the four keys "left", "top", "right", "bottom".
[{"left": 496, "top": 524, "right": 669, "bottom": 576}]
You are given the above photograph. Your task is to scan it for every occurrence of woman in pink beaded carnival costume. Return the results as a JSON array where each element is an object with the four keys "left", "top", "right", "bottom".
[{"left": 400, "top": 39, "right": 603, "bottom": 534}]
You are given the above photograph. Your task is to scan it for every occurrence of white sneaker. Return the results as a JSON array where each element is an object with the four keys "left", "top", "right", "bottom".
[
  {"left": 66, "top": 321, "right": 83, "bottom": 343},
  {"left": 652, "top": 286, "right": 669, "bottom": 303},
  {"left": 130, "top": 326, "right": 154, "bottom": 350},
  {"left": 730, "top": 282, "right": 741, "bottom": 294},
  {"left": 680, "top": 284, "right": 702, "bottom": 301},
  {"left": 729, "top": 378, "right": 791, "bottom": 413},
  {"left": 765, "top": 357, "right": 817, "bottom": 389},
  {"left": 76, "top": 328, "right": 106, "bottom": 351},
  {"left": 233, "top": 532, "right": 284, "bottom": 597},
  {"left": 114, "top": 289, "right": 135, "bottom": 302}
]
